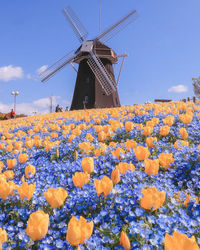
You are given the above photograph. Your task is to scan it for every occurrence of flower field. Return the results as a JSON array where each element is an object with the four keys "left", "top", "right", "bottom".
[{"left": 0, "top": 101, "right": 200, "bottom": 249}]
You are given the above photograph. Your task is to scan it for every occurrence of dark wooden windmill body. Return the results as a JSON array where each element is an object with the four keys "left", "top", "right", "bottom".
[
  {"left": 40, "top": 6, "right": 137, "bottom": 111},
  {"left": 71, "top": 41, "right": 120, "bottom": 110}
]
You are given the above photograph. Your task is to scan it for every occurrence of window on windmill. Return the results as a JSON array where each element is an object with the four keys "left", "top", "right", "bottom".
[{"left": 84, "top": 96, "right": 88, "bottom": 104}]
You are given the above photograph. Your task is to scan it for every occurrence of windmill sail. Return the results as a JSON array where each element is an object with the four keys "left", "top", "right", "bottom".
[
  {"left": 40, "top": 50, "right": 78, "bottom": 82},
  {"left": 94, "top": 9, "right": 137, "bottom": 43},
  {"left": 63, "top": 6, "right": 88, "bottom": 42}
]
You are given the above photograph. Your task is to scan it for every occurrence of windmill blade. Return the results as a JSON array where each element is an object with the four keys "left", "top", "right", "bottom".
[
  {"left": 40, "top": 50, "right": 78, "bottom": 82},
  {"left": 94, "top": 9, "right": 137, "bottom": 43},
  {"left": 63, "top": 6, "right": 88, "bottom": 43},
  {"left": 87, "top": 51, "right": 117, "bottom": 95}
]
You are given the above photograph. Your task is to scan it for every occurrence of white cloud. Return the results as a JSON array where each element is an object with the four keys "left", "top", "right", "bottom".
[
  {"left": 168, "top": 84, "right": 188, "bottom": 93},
  {"left": 0, "top": 96, "right": 69, "bottom": 115},
  {"left": 0, "top": 65, "right": 24, "bottom": 82},
  {"left": 33, "top": 96, "right": 59, "bottom": 108},
  {"left": 37, "top": 65, "right": 48, "bottom": 75},
  {"left": 0, "top": 102, "right": 11, "bottom": 113}
]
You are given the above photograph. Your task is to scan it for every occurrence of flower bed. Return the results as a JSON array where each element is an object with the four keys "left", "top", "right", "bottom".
[{"left": 0, "top": 101, "right": 200, "bottom": 249}]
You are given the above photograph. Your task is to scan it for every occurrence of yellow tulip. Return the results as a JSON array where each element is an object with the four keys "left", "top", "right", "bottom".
[
  {"left": 112, "top": 147, "right": 125, "bottom": 159},
  {"left": 120, "top": 231, "right": 131, "bottom": 250},
  {"left": 85, "top": 133, "right": 94, "bottom": 142},
  {"left": 3, "top": 170, "right": 14, "bottom": 180},
  {"left": 26, "top": 210, "right": 49, "bottom": 241},
  {"left": 78, "top": 142, "right": 93, "bottom": 152},
  {"left": 0, "top": 181, "right": 12, "bottom": 200},
  {"left": 0, "top": 228, "right": 7, "bottom": 248},
  {"left": 116, "top": 162, "right": 135, "bottom": 174},
  {"left": 164, "top": 231, "right": 199, "bottom": 250},
  {"left": 163, "top": 115, "right": 174, "bottom": 126},
  {"left": 81, "top": 157, "right": 94, "bottom": 174},
  {"left": 159, "top": 153, "right": 174, "bottom": 170},
  {"left": 179, "top": 113, "right": 193, "bottom": 124},
  {"left": 179, "top": 128, "right": 188, "bottom": 139},
  {"left": 98, "top": 131, "right": 106, "bottom": 142},
  {"left": 94, "top": 176, "right": 113, "bottom": 197},
  {"left": 0, "top": 161, "right": 4, "bottom": 172},
  {"left": 7, "top": 159, "right": 17, "bottom": 169},
  {"left": 17, "top": 182, "right": 36, "bottom": 201},
  {"left": 140, "top": 187, "right": 165, "bottom": 211},
  {"left": 68, "top": 134, "right": 76, "bottom": 143},
  {"left": 72, "top": 172, "right": 90, "bottom": 188},
  {"left": 6, "top": 144, "right": 13, "bottom": 153},
  {"left": 25, "top": 139, "right": 34, "bottom": 149},
  {"left": 134, "top": 146, "right": 150, "bottom": 161},
  {"left": 146, "top": 137, "right": 157, "bottom": 148},
  {"left": 125, "top": 140, "right": 137, "bottom": 151},
  {"left": 125, "top": 121, "right": 134, "bottom": 132},
  {"left": 0, "top": 174, "right": 6, "bottom": 184},
  {"left": 143, "top": 126, "right": 153, "bottom": 136},
  {"left": 160, "top": 126, "right": 170, "bottom": 136},
  {"left": 44, "top": 187, "right": 68, "bottom": 208},
  {"left": 111, "top": 169, "right": 120, "bottom": 185},
  {"left": 66, "top": 216, "right": 93, "bottom": 246},
  {"left": 174, "top": 140, "right": 189, "bottom": 149},
  {"left": 18, "top": 153, "right": 28, "bottom": 164},
  {"left": 144, "top": 159, "right": 159, "bottom": 176},
  {"left": 25, "top": 165, "right": 36, "bottom": 178}
]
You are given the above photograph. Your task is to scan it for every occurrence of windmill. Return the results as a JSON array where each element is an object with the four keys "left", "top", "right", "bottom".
[{"left": 40, "top": 6, "right": 138, "bottom": 110}]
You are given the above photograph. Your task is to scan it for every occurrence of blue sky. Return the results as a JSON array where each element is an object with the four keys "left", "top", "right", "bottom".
[{"left": 0, "top": 0, "right": 200, "bottom": 114}]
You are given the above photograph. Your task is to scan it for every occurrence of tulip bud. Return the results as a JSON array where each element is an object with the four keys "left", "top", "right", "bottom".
[
  {"left": 179, "top": 128, "right": 188, "bottom": 139},
  {"left": 144, "top": 159, "right": 159, "bottom": 176},
  {"left": 112, "top": 147, "right": 125, "bottom": 159},
  {"left": 3, "top": 170, "right": 14, "bottom": 180},
  {"left": 81, "top": 157, "right": 94, "bottom": 174},
  {"left": 120, "top": 231, "right": 131, "bottom": 250},
  {"left": 116, "top": 162, "right": 135, "bottom": 175},
  {"left": 0, "top": 161, "right": 4, "bottom": 172},
  {"left": 25, "top": 165, "right": 36, "bottom": 179},
  {"left": 44, "top": 187, "right": 68, "bottom": 208},
  {"left": 66, "top": 216, "right": 93, "bottom": 246},
  {"left": 140, "top": 187, "right": 165, "bottom": 211},
  {"left": 0, "top": 228, "right": 7, "bottom": 247},
  {"left": 0, "top": 181, "right": 12, "bottom": 200},
  {"left": 143, "top": 126, "right": 153, "bottom": 136},
  {"left": 18, "top": 153, "right": 28, "bottom": 164},
  {"left": 163, "top": 115, "right": 174, "bottom": 126},
  {"left": 17, "top": 182, "right": 36, "bottom": 201},
  {"left": 111, "top": 169, "right": 120, "bottom": 185},
  {"left": 94, "top": 176, "right": 113, "bottom": 197},
  {"left": 26, "top": 210, "right": 49, "bottom": 241},
  {"left": 159, "top": 153, "right": 174, "bottom": 170},
  {"left": 72, "top": 172, "right": 90, "bottom": 188},
  {"left": 165, "top": 231, "right": 199, "bottom": 250},
  {"left": 6, "top": 144, "right": 13, "bottom": 153},
  {"left": 146, "top": 137, "right": 157, "bottom": 148},
  {"left": 160, "top": 126, "right": 170, "bottom": 136},
  {"left": 134, "top": 146, "right": 150, "bottom": 161},
  {"left": 125, "top": 140, "right": 137, "bottom": 151},
  {"left": 125, "top": 121, "right": 134, "bottom": 132},
  {"left": 7, "top": 159, "right": 17, "bottom": 169}
]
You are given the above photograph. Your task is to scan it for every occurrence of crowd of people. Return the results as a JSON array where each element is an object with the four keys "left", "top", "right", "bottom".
[{"left": 55, "top": 105, "right": 69, "bottom": 113}]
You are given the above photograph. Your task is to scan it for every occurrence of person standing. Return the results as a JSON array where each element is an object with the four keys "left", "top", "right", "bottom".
[{"left": 10, "top": 109, "right": 15, "bottom": 119}]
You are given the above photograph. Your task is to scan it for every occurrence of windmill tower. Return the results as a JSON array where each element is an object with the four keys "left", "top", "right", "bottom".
[{"left": 40, "top": 6, "right": 137, "bottom": 110}]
